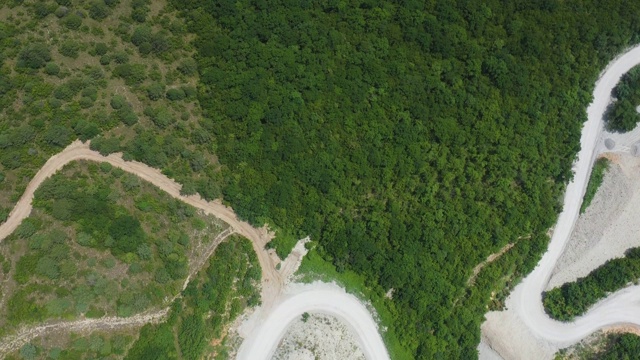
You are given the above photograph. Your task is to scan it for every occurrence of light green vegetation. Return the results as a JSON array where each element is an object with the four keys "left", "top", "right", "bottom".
[
  {"left": 0, "top": 160, "right": 226, "bottom": 338},
  {"left": 580, "top": 158, "right": 610, "bottom": 213},
  {"left": 6, "top": 330, "right": 137, "bottom": 360},
  {"left": 555, "top": 332, "right": 640, "bottom": 360},
  {"left": 0, "top": 0, "right": 221, "bottom": 225},
  {"left": 4, "top": 235, "right": 260, "bottom": 359},
  {"left": 125, "top": 235, "right": 261, "bottom": 360}
]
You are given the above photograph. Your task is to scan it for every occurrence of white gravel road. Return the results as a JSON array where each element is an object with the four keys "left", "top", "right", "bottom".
[
  {"left": 481, "top": 44, "right": 640, "bottom": 359},
  {"left": 236, "top": 282, "right": 389, "bottom": 360}
]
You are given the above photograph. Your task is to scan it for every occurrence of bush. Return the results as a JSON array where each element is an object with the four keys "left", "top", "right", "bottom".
[
  {"left": 55, "top": 6, "right": 69, "bottom": 18},
  {"left": 177, "top": 59, "right": 197, "bottom": 76},
  {"left": 89, "top": 1, "right": 110, "bottom": 20},
  {"left": 94, "top": 42, "right": 108, "bottom": 56},
  {"left": 146, "top": 82, "right": 165, "bottom": 100},
  {"left": 44, "top": 62, "right": 60, "bottom": 75},
  {"left": 110, "top": 94, "right": 127, "bottom": 109},
  {"left": 166, "top": 88, "right": 186, "bottom": 101},
  {"left": 59, "top": 40, "right": 80, "bottom": 58},
  {"left": 62, "top": 13, "right": 83, "bottom": 30},
  {"left": 18, "top": 43, "right": 51, "bottom": 69},
  {"left": 99, "top": 54, "right": 111, "bottom": 65},
  {"left": 113, "top": 64, "right": 146, "bottom": 85}
]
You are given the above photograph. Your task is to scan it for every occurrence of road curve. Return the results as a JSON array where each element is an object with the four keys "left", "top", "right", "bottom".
[
  {"left": 501, "top": 43, "right": 640, "bottom": 352},
  {"left": 236, "top": 282, "right": 390, "bottom": 360}
]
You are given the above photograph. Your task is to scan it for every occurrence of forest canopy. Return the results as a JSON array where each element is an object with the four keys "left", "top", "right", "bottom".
[{"left": 168, "top": 0, "right": 640, "bottom": 358}]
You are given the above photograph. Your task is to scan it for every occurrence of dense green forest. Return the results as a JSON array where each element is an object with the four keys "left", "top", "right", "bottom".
[
  {"left": 606, "top": 64, "right": 640, "bottom": 132},
  {"left": 580, "top": 158, "right": 610, "bottom": 213},
  {"left": 544, "top": 247, "right": 640, "bottom": 321},
  {"left": 555, "top": 333, "right": 640, "bottom": 360},
  {"left": 168, "top": 0, "right": 640, "bottom": 358}
]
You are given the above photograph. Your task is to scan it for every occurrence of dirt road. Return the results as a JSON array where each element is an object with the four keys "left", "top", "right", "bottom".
[{"left": 0, "top": 142, "right": 283, "bottom": 304}]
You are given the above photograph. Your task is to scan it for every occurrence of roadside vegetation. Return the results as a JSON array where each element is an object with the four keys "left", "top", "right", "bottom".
[
  {"left": 168, "top": 0, "right": 640, "bottom": 357},
  {"left": 555, "top": 332, "right": 640, "bottom": 360},
  {"left": 0, "top": 160, "right": 226, "bottom": 339},
  {"left": 4, "top": 235, "right": 260, "bottom": 359},
  {"left": 5, "top": 330, "right": 137, "bottom": 360},
  {"left": 543, "top": 247, "right": 640, "bottom": 321},
  {"left": 606, "top": 64, "right": 640, "bottom": 132},
  {"left": 125, "top": 234, "right": 261, "bottom": 360},
  {"left": 580, "top": 158, "right": 610, "bottom": 213}
]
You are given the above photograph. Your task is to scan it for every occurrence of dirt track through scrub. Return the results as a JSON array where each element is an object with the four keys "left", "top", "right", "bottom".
[{"left": 0, "top": 141, "right": 284, "bottom": 355}]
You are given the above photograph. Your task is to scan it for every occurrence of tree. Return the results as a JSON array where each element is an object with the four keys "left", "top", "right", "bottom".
[
  {"left": 18, "top": 43, "right": 51, "bottom": 69},
  {"left": 62, "top": 13, "right": 82, "bottom": 30},
  {"left": 166, "top": 88, "right": 186, "bottom": 101},
  {"left": 89, "top": 1, "right": 110, "bottom": 20},
  {"left": 20, "top": 343, "right": 37, "bottom": 360},
  {"left": 146, "top": 82, "right": 165, "bottom": 100},
  {"left": 44, "top": 62, "right": 60, "bottom": 75}
]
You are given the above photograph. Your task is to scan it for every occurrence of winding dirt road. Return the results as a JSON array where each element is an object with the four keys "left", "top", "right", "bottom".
[
  {"left": 0, "top": 142, "right": 388, "bottom": 359},
  {"left": 482, "top": 44, "right": 640, "bottom": 358},
  {"left": 0, "top": 141, "right": 282, "bottom": 302}
]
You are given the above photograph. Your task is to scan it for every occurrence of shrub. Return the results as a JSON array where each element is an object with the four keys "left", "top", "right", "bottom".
[
  {"left": 110, "top": 94, "right": 127, "bottom": 109},
  {"left": 18, "top": 43, "right": 51, "bottom": 69},
  {"left": 44, "top": 62, "right": 60, "bottom": 75},
  {"left": 62, "top": 13, "right": 83, "bottom": 30},
  {"left": 88, "top": 1, "right": 110, "bottom": 20},
  {"left": 59, "top": 40, "right": 80, "bottom": 58},
  {"left": 166, "top": 88, "right": 186, "bottom": 101},
  {"left": 178, "top": 59, "right": 197, "bottom": 76},
  {"left": 94, "top": 42, "right": 108, "bottom": 56},
  {"left": 146, "top": 82, "right": 165, "bottom": 100}
]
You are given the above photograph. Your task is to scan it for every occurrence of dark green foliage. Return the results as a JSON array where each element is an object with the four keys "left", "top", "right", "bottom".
[
  {"left": 94, "top": 42, "right": 108, "bottom": 56},
  {"left": 62, "top": 13, "right": 82, "bottom": 30},
  {"left": 126, "top": 236, "right": 260, "bottom": 359},
  {"left": 544, "top": 247, "right": 640, "bottom": 321},
  {"left": 178, "top": 315, "right": 206, "bottom": 360},
  {"left": 177, "top": 59, "right": 197, "bottom": 76},
  {"left": 44, "top": 62, "right": 60, "bottom": 76},
  {"left": 88, "top": 1, "right": 110, "bottom": 20},
  {"left": 108, "top": 215, "right": 145, "bottom": 254},
  {"left": 171, "top": 0, "right": 640, "bottom": 357},
  {"left": 606, "top": 65, "right": 640, "bottom": 132},
  {"left": 113, "top": 64, "right": 146, "bottom": 85},
  {"left": 59, "top": 40, "right": 80, "bottom": 58},
  {"left": 130, "top": 0, "right": 150, "bottom": 23},
  {"left": 33, "top": 2, "right": 55, "bottom": 19},
  {"left": 90, "top": 136, "right": 121, "bottom": 155},
  {"left": 165, "top": 88, "right": 185, "bottom": 101},
  {"left": 18, "top": 43, "right": 51, "bottom": 69},
  {"left": 44, "top": 125, "right": 72, "bottom": 147},
  {"left": 581, "top": 158, "right": 610, "bottom": 213},
  {"left": 110, "top": 94, "right": 126, "bottom": 109},
  {"left": 144, "top": 106, "right": 174, "bottom": 128},
  {"left": 146, "top": 82, "right": 165, "bottom": 101}
]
